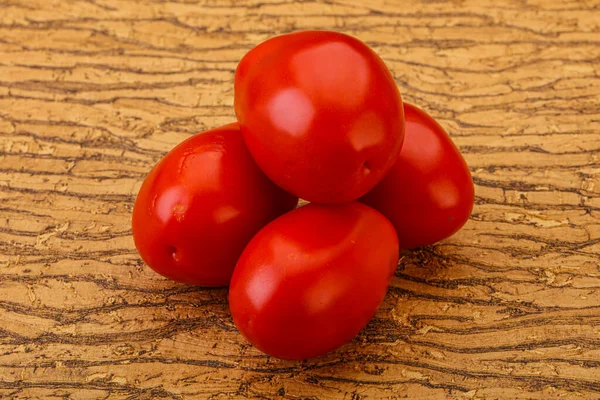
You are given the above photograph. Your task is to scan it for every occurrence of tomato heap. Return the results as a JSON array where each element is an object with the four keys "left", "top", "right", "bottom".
[{"left": 132, "top": 31, "right": 474, "bottom": 360}]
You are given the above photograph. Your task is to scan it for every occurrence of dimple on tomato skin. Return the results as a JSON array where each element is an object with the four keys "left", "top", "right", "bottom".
[
  {"left": 132, "top": 123, "right": 298, "bottom": 287},
  {"left": 234, "top": 30, "right": 405, "bottom": 204},
  {"left": 228, "top": 202, "right": 399, "bottom": 360},
  {"left": 360, "top": 103, "right": 475, "bottom": 249}
]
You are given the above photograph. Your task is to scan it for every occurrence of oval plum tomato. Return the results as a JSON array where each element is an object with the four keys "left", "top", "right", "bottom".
[
  {"left": 360, "top": 103, "right": 474, "bottom": 249},
  {"left": 229, "top": 202, "right": 399, "bottom": 360},
  {"left": 132, "top": 123, "right": 298, "bottom": 287},
  {"left": 234, "top": 30, "right": 405, "bottom": 204}
]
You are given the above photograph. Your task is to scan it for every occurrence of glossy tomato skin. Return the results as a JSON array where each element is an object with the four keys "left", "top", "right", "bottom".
[
  {"left": 132, "top": 123, "right": 298, "bottom": 287},
  {"left": 234, "top": 30, "right": 405, "bottom": 204},
  {"left": 229, "top": 202, "right": 399, "bottom": 360},
  {"left": 360, "top": 103, "right": 474, "bottom": 249}
]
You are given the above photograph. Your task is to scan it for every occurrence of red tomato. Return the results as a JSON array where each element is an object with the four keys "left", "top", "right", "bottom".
[
  {"left": 132, "top": 123, "right": 298, "bottom": 286},
  {"left": 234, "top": 30, "right": 405, "bottom": 204},
  {"left": 360, "top": 103, "right": 474, "bottom": 249},
  {"left": 229, "top": 202, "right": 399, "bottom": 360}
]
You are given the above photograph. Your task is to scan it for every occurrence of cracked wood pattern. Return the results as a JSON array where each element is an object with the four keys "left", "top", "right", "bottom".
[{"left": 1, "top": 0, "right": 599, "bottom": 398}]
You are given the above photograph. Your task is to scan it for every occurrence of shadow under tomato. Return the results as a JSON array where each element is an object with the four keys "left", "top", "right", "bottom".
[{"left": 179, "top": 245, "right": 461, "bottom": 366}]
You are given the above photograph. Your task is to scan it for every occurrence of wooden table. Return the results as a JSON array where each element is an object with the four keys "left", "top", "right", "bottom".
[{"left": 1, "top": 0, "right": 599, "bottom": 398}]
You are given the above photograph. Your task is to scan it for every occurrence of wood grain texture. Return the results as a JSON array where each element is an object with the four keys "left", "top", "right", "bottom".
[{"left": 1, "top": 0, "right": 599, "bottom": 398}]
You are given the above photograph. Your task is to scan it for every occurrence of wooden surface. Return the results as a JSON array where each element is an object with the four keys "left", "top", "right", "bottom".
[{"left": 1, "top": 0, "right": 599, "bottom": 398}]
